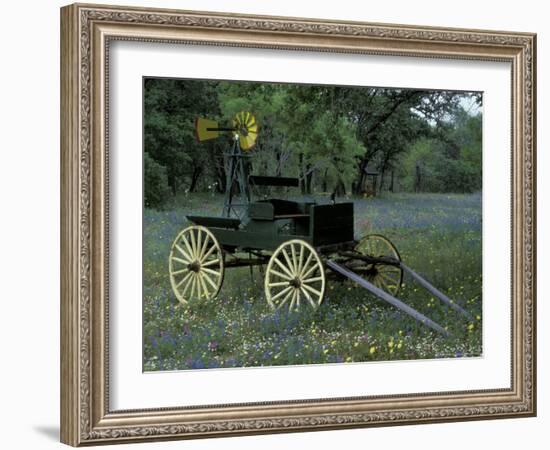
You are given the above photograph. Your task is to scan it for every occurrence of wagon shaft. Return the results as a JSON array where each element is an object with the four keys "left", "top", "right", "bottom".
[
  {"left": 326, "top": 260, "right": 449, "bottom": 336},
  {"left": 400, "top": 263, "right": 473, "bottom": 321}
]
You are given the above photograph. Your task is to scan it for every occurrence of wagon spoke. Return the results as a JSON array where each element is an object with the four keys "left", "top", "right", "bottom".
[
  {"left": 302, "top": 283, "right": 322, "bottom": 298},
  {"left": 378, "top": 275, "right": 392, "bottom": 292},
  {"left": 188, "top": 274, "right": 197, "bottom": 300},
  {"left": 196, "top": 273, "right": 203, "bottom": 299},
  {"left": 289, "top": 290, "right": 297, "bottom": 310},
  {"left": 300, "top": 287, "right": 317, "bottom": 307},
  {"left": 172, "top": 257, "right": 189, "bottom": 265},
  {"left": 273, "top": 257, "right": 294, "bottom": 279},
  {"left": 198, "top": 273, "right": 210, "bottom": 298},
  {"left": 202, "top": 272, "right": 218, "bottom": 291},
  {"left": 189, "top": 229, "right": 198, "bottom": 259},
  {"left": 302, "top": 262, "right": 319, "bottom": 280},
  {"left": 175, "top": 271, "right": 193, "bottom": 289},
  {"left": 180, "top": 273, "right": 193, "bottom": 297},
  {"left": 202, "top": 267, "right": 222, "bottom": 277},
  {"left": 171, "top": 268, "right": 189, "bottom": 276},
  {"left": 275, "top": 289, "right": 294, "bottom": 310},
  {"left": 297, "top": 245, "right": 304, "bottom": 275},
  {"left": 302, "top": 276, "right": 324, "bottom": 284},
  {"left": 198, "top": 233, "right": 210, "bottom": 260},
  {"left": 281, "top": 249, "right": 296, "bottom": 275},
  {"left": 379, "top": 271, "right": 399, "bottom": 284},
  {"left": 181, "top": 234, "right": 195, "bottom": 262},
  {"left": 269, "top": 268, "right": 293, "bottom": 281},
  {"left": 271, "top": 285, "right": 293, "bottom": 302},
  {"left": 379, "top": 272, "right": 401, "bottom": 283},
  {"left": 175, "top": 244, "right": 192, "bottom": 262},
  {"left": 201, "top": 258, "right": 220, "bottom": 268},
  {"left": 201, "top": 243, "right": 217, "bottom": 262},
  {"left": 196, "top": 229, "right": 202, "bottom": 261},
  {"left": 290, "top": 243, "right": 298, "bottom": 274},
  {"left": 299, "top": 252, "right": 314, "bottom": 277},
  {"left": 268, "top": 281, "right": 290, "bottom": 288}
]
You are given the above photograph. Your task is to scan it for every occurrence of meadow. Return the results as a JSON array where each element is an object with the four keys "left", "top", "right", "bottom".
[{"left": 143, "top": 192, "right": 482, "bottom": 371}]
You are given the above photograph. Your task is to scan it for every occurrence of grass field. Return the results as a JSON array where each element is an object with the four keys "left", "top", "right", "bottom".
[{"left": 143, "top": 192, "right": 482, "bottom": 371}]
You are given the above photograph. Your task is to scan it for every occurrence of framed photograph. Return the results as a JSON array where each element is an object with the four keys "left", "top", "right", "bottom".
[{"left": 60, "top": 3, "right": 536, "bottom": 446}]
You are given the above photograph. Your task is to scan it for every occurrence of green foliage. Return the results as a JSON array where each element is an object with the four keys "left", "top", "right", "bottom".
[
  {"left": 144, "top": 78, "right": 222, "bottom": 203},
  {"left": 143, "top": 78, "right": 482, "bottom": 202},
  {"left": 143, "top": 152, "right": 171, "bottom": 208},
  {"left": 398, "top": 112, "right": 482, "bottom": 193}
]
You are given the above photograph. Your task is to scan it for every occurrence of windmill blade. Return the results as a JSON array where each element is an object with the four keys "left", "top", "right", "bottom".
[
  {"left": 195, "top": 117, "right": 220, "bottom": 142},
  {"left": 234, "top": 111, "right": 259, "bottom": 151},
  {"left": 195, "top": 111, "right": 258, "bottom": 150}
]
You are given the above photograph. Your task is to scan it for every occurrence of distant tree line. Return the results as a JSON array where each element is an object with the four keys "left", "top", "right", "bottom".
[{"left": 144, "top": 78, "right": 482, "bottom": 208}]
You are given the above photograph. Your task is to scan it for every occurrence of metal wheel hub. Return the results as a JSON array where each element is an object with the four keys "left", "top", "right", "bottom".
[{"left": 188, "top": 261, "right": 201, "bottom": 272}]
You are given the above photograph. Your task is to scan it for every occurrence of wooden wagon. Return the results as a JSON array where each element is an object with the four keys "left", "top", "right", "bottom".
[{"left": 168, "top": 112, "right": 471, "bottom": 335}]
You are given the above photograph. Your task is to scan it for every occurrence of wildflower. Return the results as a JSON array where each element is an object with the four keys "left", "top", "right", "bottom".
[
  {"left": 468, "top": 323, "right": 475, "bottom": 331},
  {"left": 369, "top": 346, "right": 376, "bottom": 355}
]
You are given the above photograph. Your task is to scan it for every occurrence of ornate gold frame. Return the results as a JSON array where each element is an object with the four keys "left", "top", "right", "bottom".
[{"left": 60, "top": 3, "right": 536, "bottom": 446}]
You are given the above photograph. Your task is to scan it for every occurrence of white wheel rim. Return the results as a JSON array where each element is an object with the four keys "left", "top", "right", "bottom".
[
  {"left": 265, "top": 239, "right": 325, "bottom": 311},
  {"left": 169, "top": 225, "right": 224, "bottom": 304}
]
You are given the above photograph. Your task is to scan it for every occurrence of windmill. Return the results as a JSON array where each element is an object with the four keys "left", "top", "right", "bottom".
[{"left": 195, "top": 111, "right": 259, "bottom": 218}]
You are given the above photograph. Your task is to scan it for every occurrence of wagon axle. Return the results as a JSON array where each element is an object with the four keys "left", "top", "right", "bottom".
[{"left": 187, "top": 261, "right": 201, "bottom": 272}]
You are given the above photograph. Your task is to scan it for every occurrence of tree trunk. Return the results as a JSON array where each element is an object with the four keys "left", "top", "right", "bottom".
[
  {"left": 379, "top": 168, "right": 385, "bottom": 192},
  {"left": 275, "top": 150, "right": 282, "bottom": 176},
  {"left": 322, "top": 168, "right": 328, "bottom": 193},
  {"left": 414, "top": 162, "right": 422, "bottom": 192},
  {"left": 305, "top": 165, "right": 313, "bottom": 194},
  {"left": 168, "top": 172, "right": 177, "bottom": 195},
  {"left": 334, "top": 178, "right": 346, "bottom": 196},
  {"left": 299, "top": 153, "right": 306, "bottom": 195},
  {"left": 389, "top": 170, "right": 395, "bottom": 192},
  {"left": 189, "top": 167, "right": 202, "bottom": 193},
  {"left": 354, "top": 158, "right": 368, "bottom": 194}
]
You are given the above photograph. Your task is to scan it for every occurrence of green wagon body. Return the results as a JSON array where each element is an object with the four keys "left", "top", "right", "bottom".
[{"left": 187, "top": 199, "right": 355, "bottom": 253}]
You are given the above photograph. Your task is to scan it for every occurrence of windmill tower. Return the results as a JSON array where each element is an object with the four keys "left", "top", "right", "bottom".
[{"left": 195, "top": 111, "right": 259, "bottom": 218}]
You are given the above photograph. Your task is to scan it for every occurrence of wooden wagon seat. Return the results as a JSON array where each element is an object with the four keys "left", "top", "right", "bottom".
[{"left": 248, "top": 199, "right": 312, "bottom": 221}]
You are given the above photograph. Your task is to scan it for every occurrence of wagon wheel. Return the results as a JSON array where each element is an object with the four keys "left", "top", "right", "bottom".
[
  {"left": 354, "top": 234, "right": 403, "bottom": 296},
  {"left": 169, "top": 225, "right": 224, "bottom": 304},
  {"left": 265, "top": 239, "right": 326, "bottom": 311}
]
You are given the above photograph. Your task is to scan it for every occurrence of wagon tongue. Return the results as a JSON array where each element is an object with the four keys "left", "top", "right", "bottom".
[{"left": 325, "top": 260, "right": 449, "bottom": 336}]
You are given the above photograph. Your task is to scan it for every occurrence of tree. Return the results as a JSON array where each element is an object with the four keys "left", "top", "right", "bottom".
[
  {"left": 144, "top": 78, "right": 221, "bottom": 195},
  {"left": 143, "top": 152, "right": 171, "bottom": 208}
]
